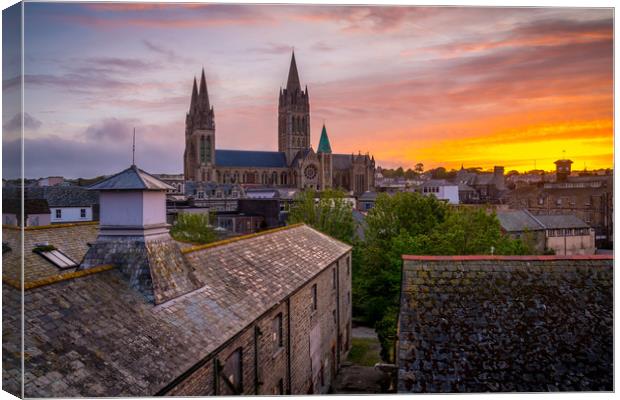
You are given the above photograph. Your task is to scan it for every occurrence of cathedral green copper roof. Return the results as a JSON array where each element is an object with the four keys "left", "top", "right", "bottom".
[{"left": 317, "top": 125, "right": 332, "bottom": 153}]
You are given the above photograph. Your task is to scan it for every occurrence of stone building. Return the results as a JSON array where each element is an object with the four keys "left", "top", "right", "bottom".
[
  {"left": 398, "top": 255, "right": 613, "bottom": 393},
  {"left": 496, "top": 209, "right": 595, "bottom": 255},
  {"left": 503, "top": 159, "right": 613, "bottom": 247},
  {"left": 183, "top": 52, "right": 375, "bottom": 195},
  {"left": 2, "top": 164, "right": 353, "bottom": 397},
  {"left": 455, "top": 166, "right": 506, "bottom": 204}
]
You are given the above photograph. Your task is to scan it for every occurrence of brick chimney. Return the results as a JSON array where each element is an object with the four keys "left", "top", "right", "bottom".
[{"left": 80, "top": 165, "right": 200, "bottom": 304}]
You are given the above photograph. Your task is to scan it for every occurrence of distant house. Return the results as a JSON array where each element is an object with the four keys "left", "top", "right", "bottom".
[
  {"left": 2, "top": 198, "right": 51, "bottom": 227},
  {"left": 398, "top": 255, "right": 612, "bottom": 393},
  {"left": 185, "top": 181, "right": 243, "bottom": 212},
  {"left": 153, "top": 173, "right": 185, "bottom": 195},
  {"left": 38, "top": 186, "right": 99, "bottom": 223},
  {"left": 455, "top": 166, "right": 506, "bottom": 204},
  {"left": 36, "top": 176, "right": 64, "bottom": 187},
  {"left": 357, "top": 191, "right": 378, "bottom": 211},
  {"left": 416, "top": 179, "right": 459, "bottom": 204},
  {"left": 497, "top": 209, "right": 595, "bottom": 255}
]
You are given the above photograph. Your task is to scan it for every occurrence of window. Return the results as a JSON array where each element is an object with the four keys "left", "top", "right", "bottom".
[
  {"left": 332, "top": 268, "right": 337, "bottom": 290},
  {"left": 311, "top": 284, "right": 318, "bottom": 311},
  {"left": 80, "top": 208, "right": 86, "bottom": 218},
  {"left": 347, "top": 291, "right": 351, "bottom": 305},
  {"left": 222, "top": 348, "right": 243, "bottom": 394},
  {"left": 346, "top": 257, "right": 350, "bottom": 276},
  {"left": 197, "top": 191, "right": 205, "bottom": 199},
  {"left": 272, "top": 313, "right": 283, "bottom": 352},
  {"left": 55, "top": 209, "right": 62, "bottom": 219}
]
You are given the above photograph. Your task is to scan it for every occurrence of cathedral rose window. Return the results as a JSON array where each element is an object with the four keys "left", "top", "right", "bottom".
[{"left": 304, "top": 165, "right": 317, "bottom": 180}]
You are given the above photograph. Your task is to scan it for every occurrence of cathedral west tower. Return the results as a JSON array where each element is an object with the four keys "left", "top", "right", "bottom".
[
  {"left": 278, "top": 51, "right": 310, "bottom": 164},
  {"left": 184, "top": 69, "right": 216, "bottom": 182}
]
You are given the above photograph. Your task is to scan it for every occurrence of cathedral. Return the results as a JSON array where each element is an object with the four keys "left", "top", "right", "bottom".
[{"left": 183, "top": 52, "right": 376, "bottom": 195}]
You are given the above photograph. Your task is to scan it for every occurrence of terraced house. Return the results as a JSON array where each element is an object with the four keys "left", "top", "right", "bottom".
[{"left": 2, "top": 165, "right": 353, "bottom": 397}]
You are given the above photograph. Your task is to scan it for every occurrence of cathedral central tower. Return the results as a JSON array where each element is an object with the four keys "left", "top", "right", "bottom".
[{"left": 278, "top": 51, "right": 310, "bottom": 164}]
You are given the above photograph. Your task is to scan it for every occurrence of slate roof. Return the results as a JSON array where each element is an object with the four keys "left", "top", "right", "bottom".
[
  {"left": 332, "top": 154, "right": 353, "bottom": 170},
  {"left": 88, "top": 165, "right": 173, "bottom": 191},
  {"left": 535, "top": 214, "right": 591, "bottom": 230},
  {"left": 215, "top": 149, "right": 288, "bottom": 168},
  {"left": 3, "top": 224, "right": 351, "bottom": 397},
  {"left": 497, "top": 210, "right": 591, "bottom": 232},
  {"left": 398, "top": 255, "right": 613, "bottom": 393},
  {"left": 26, "top": 186, "right": 99, "bottom": 207},
  {"left": 421, "top": 179, "right": 457, "bottom": 187},
  {"left": 358, "top": 191, "right": 378, "bottom": 201},
  {"left": 496, "top": 209, "right": 545, "bottom": 232},
  {"left": 2, "top": 223, "right": 99, "bottom": 284}
]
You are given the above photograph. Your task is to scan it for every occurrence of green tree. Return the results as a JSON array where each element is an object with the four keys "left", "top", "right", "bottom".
[
  {"left": 414, "top": 163, "right": 424, "bottom": 173},
  {"left": 170, "top": 212, "right": 218, "bottom": 244},
  {"left": 355, "top": 193, "right": 531, "bottom": 359},
  {"left": 288, "top": 189, "right": 355, "bottom": 244}
]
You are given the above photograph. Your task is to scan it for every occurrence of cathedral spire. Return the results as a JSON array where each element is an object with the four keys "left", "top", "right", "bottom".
[
  {"left": 286, "top": 50, "right": 301, "bottom": 92},
  {"left": 199, "top": 68, "right": 210, "bottom": 110},
  {"left": 317, "top": 124, "right": 332, "bottom": 154},
  {"left": 190, "top": 76, "right": 198, "bottom": 110}
]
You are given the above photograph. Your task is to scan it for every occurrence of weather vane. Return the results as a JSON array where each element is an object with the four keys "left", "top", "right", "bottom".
[{"left": 132, "top": 128, "right": 136, "bottom": 166}]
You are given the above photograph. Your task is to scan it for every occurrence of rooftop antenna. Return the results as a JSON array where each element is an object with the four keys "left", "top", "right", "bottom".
[
  {"left": 562, "top": 149, "right": 566, "bottom": 159},
  {"left": 132, "top": 128, "right": 136, "bottom": 166}
]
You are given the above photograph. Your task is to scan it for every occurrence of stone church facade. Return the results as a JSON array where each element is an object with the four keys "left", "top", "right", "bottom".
[{"left": 183, "top": 52, "right": 376, "bottom": 195}]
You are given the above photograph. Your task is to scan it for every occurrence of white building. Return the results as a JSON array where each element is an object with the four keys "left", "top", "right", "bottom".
[{"left": 417, "top": 179, "right": 459, "bottom": 204}]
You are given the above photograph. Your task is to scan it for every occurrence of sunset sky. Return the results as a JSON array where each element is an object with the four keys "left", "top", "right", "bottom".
[{"left": 2, "top": 3, "right": 614, "bottom": 178}]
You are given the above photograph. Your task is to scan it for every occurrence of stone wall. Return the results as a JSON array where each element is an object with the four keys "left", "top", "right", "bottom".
[{"left": 166, "top": 252, "right": 352, "bottom": 395}]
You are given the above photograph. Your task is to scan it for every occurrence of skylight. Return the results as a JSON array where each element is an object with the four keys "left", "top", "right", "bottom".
[{"left": 33, "top": 244, "right": 77, "bottom": 269}]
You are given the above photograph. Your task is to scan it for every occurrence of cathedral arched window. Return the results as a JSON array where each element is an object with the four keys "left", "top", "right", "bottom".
[
  {"left": 233, "top": 171, "right": 239, "bottom": 183},
  {"left": 281, "top": 172, "right": 287, "bottom": 186},
  {"left": 200, "top": 136, "right": 206, "bottom": 163},
  {"left": 272, "top": 172, "right": 278, "bottom": 185},
  {"left": 205, "top": 136, "right": 212, "bottom": 163}
]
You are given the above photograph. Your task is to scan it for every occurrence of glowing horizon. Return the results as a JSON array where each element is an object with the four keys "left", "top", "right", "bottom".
[{"left": 2, "top": 4, "right": 613, "bottom": 179}]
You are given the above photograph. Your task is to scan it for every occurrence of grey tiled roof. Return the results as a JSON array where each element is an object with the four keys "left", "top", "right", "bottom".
[
  {"left": 215, "top": 149, "right": 288, "bottom": 168},
  {"left": 398, "top": 256, "right": 613, "bottom": 393},
  {"left": 358, "top": 191, "right": 378, "bottom": 201},
  {"left": 27, "top": 186, "right": 99, "bottom": 207},
  {"left": 535, "top": 214, "right": 590, "bottom": 229},
  {"left": 88, "top": 165, "right": 173, "bottom": 191},
  {"left": 2, "top": 223, "right": 99, "bottom": 283},
  {"left": 5, "top": 224, "right": 351, "bottom": 397},
  {"left": 332, "top": 154, "right": 353, "bottom": 170},
  {"left": 496, "top": 210, "right": 545, "bottom": 232}
]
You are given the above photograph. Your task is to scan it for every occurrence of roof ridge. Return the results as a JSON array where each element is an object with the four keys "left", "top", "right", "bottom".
[
  {"left": 3, "top": 264, "right": 115, "bottom": 290},
  {"left": 181, "top": 223, "right": 305, "bottom": 254},
  {"left": 216, "top": 149, "right": 285, "bottom": 154},
  {"left": 402, "top": 255, "right": 614, "bottom": 261},
  {"left": 132, "top": 165, "right": 149, "bottom": 189},
  {"left": 523, "top": 209, "right": 546, "bottom": 229},
  {"left": 86, "top": 166, "right": 133, "bottom": 189}
]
